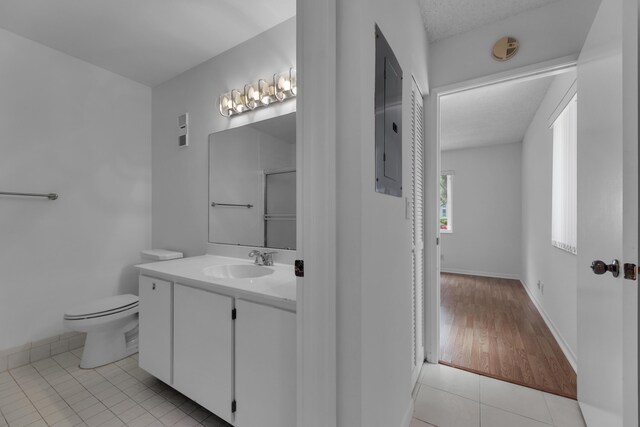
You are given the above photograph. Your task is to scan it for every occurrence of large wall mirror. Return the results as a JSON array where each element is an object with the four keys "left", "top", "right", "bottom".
[{"left": 208, "top": 112, "right": 296, "bottom": 249}]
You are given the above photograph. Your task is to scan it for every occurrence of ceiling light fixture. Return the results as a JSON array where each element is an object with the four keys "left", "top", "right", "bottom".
[{"left": 219, "top": 67, "right": 296, "bottom": 117}]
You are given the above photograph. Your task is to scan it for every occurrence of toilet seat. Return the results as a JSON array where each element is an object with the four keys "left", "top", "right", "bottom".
[{"left": 64, "top": 294, "right": 139, "bottom": 320}]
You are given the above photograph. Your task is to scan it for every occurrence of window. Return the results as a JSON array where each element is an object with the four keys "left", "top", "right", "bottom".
[
  {"left": 440, "top": 173, "right": 453, "bottom": 233},
  {"left": 551, "top": 95, "right": 577, "bottom": 254}
]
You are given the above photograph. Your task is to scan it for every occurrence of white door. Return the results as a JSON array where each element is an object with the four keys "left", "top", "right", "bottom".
[
  {"left": 576, "top": 0, "right": 638, "bottom": 425},
  {"left": 411, "top": 78, "right": 425, "bottom": 385}
]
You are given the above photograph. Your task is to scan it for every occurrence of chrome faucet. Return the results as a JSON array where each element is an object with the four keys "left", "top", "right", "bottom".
[{"left": 248, "top": 250, "right": 277, "bottom": 266}]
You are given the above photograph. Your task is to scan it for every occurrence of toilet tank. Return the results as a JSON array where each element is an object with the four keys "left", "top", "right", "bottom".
[{"left": 140, "top": 249, "right": 183, "bottom": 263}]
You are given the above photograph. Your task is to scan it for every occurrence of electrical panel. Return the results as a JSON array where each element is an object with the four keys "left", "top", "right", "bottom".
[{"left": 374, "top": 24, "right": 403, "bottom": 197}]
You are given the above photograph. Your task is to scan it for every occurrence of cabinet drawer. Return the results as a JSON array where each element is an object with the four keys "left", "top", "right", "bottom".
[{"left": 138, "top": 275, "right": 172, "bottom": 384}]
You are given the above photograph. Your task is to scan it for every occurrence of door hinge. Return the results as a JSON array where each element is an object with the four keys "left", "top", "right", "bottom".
[
  {"left": 295, "top": 260, "right": 304, "bottom": 277},
  {"left": 436, "top": 237, "right": 439, "bottom": 245},
  {"left": 231, "top": 400, "right": 236, "bottom": 413},
  {"left": 624, "top": 263, "right": 637, "bottom": 280},
  {"left": 232, "top": 308, "right": 237, "bottom": 320}
]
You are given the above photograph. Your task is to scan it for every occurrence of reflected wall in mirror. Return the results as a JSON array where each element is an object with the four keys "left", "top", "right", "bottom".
[{"left": 209, "top": 112, "right": 296, "bottom": 249}]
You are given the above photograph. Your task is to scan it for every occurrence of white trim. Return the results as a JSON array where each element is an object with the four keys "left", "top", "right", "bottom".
[
  {"left": 425, "top": 90, "right": 440, "bottom": 363},
  {"left": 400, "top": 399, "right": 415, "bottom": 427},
  {"left": 520, "top": 278, "right": 577, "bottom": 372},
  {"left": 434, "top": 54, "right": 579, "bottom": 97},
  {"left": 547, "top": 79, "right": 578, "bottom": 128},
  {"left": 440, "top": 269, "right": 520, "bottom": 281},
  {"left": 296, "top": 0, "right": 337, "bottom": 425},
  {"left": 425, "top": 55, "right": 579, "bottom": 364}
]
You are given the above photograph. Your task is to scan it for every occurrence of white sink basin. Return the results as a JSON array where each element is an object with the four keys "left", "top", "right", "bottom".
[{"left": 202, "top": 264, "right": 274, "bottom": 279}]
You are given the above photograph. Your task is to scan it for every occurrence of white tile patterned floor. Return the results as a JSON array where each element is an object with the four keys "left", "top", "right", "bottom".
[
  {"left": 411, "top": 363, "right": 587, "bottom": 427},
  {"left": 0, "top": 349, "right": 230, "bottom": 427},
  {"left": 1, "top": 350, "right": 588, "bottom": 427}
]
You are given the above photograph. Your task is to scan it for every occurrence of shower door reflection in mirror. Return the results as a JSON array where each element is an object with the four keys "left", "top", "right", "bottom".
[{"left": 208, "top": 112, "right": 296, "bottom": 249}]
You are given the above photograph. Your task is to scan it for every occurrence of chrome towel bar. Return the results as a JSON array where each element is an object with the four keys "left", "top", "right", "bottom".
[
  {"left": 0, "top": 191, "right": 58, "bottom": 200},
  {"left": 211, "top": 202, "right": 253, "bottom": 208}
]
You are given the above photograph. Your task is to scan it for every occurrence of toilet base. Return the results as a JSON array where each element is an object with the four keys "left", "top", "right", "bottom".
[{"left": 80, "top": 319, "right": 139, "bottom": 369}]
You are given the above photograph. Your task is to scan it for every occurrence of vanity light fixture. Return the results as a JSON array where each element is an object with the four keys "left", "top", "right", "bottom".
[{"left": 218, "top": 67, "right": 296, "bottom": 117}]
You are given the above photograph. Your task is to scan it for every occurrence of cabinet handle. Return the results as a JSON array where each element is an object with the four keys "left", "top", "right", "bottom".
[{"left": 152, "top": 283, "right": 156, "bottom": 290}]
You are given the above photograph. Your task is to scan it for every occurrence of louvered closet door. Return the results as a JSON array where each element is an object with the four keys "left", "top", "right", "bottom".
[{"left": 411, "top": 78, "right": 425, "bottom": 385}]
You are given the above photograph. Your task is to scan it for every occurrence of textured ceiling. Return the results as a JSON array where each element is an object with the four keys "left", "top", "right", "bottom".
[
  {"left": 419, "top": 0, "right": 560, "bottom": 42},
  {"left": 440, "top": 75, "right": 555, "bottom": 151},
  {"left": 0, "top": 0, "right": 295, "bottom": 87}
]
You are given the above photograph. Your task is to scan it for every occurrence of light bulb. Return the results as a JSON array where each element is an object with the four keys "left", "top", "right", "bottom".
[
  {"left": 290, "top": 68, "right": 297, "bottom": 96},
  {"left": 258, "top": 79, "right": 271, "bottom": 105},
  {"left": 231, "top": 89, "right": 245, "bottom": 113},
  {"left": 244, "top": 83, "right": 259, "bottom": 110},
  {"left": 219, "top": 92, "right": 232, "bottom": 117}
]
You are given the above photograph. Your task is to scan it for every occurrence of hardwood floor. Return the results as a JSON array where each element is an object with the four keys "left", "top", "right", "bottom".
[{"left": 439, "top": 273, "right": 577, "bottom": 399}]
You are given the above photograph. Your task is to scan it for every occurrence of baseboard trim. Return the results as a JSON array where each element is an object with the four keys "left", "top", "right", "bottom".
[
  {"left": 520, "top": 278, "right": 578, "bottom": 372},
  {"left": 0, "top": 332, "right": 86, "bottom": 373},
  {"left": 401, "top": 398, "right": 415, "bottom": 427},
  {"left": 441, "top": 268, "right": 520, "bottom": 280}
]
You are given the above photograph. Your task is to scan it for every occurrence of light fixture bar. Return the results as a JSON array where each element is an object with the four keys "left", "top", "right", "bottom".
[{"left": 219, "top": 67, "right": 296, "bottom": 117}]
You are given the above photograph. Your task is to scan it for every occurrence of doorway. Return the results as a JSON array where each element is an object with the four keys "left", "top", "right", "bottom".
[{"left": 426, "top": 57, "right": 580, "bottom": 399}]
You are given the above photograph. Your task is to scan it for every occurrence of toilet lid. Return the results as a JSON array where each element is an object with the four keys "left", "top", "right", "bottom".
[{"left": 64, "top": 294, "right": 138, "bottom": 319}]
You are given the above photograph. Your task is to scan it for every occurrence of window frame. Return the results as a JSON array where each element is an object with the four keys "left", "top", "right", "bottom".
[{"left": 551, "top": 93, "right": 578, "bottom": 255}]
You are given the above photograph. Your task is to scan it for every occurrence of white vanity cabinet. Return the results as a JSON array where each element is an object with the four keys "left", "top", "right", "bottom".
[
  {"left": 173, "top": 284, "right": 234, "bottom": 424},
  {"left": 137, "top": 262, "right": 296, "bottom": 427},
  {"left": 235, "top": 300, "right": 296, "bottom": 427},
  {"left": 138, "top": 276, "right": 173, "bottom": 384}
]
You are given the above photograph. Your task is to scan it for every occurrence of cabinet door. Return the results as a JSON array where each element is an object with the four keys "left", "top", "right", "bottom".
[
  {"left": 173, "top": 284, "right": 233, "bottom": 424},
  {"left": 235, "top": 300, "right": 296, "bottom": 427},
  {"left": 138, "top": 276, "right": 172, "bottom": 384}
]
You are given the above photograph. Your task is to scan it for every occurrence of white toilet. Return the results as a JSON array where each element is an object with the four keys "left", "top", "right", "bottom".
[{"left": 64, "top": 249, "right": 182, "bottom": 369}]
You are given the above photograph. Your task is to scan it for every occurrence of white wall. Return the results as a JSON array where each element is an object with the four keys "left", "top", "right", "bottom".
[
  {"left": 441, "top": 143, "right": 522, "bottom": 278},
  {"left": 0, "top": 28, "right": 151, "bottom": 352},
  {"left": 152, "top": 18, "right": 295, "bottom": 259},
  {"left": 429, "top": 0, "right": 600, "bottom": 88},
  {"left": 335, "top": 0, "right": 429, "bottom": 424},
  {"left": 522, "top": 70, "right": 577, "bottom": 363}
]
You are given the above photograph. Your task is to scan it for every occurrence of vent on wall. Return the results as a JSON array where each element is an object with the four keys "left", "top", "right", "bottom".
[{"left": 178, "top": 113, "right": 188, "bottom": 148}]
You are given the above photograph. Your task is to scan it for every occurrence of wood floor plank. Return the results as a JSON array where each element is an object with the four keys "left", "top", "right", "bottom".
[{"left": 439, "top": 273, "right": 577, "bottom": 399}]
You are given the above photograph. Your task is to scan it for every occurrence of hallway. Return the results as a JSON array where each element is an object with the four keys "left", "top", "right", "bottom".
[{"left": 439, "top": 273, "right": 577, "bottom": 399}]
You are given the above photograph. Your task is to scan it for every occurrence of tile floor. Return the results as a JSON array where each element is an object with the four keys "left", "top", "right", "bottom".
[
  {"left": 1, "top": 349, "right": 587, "bottom": 427},
  {"left": 0, "top": 348, "right": 230, "bottom": 427},
  {"left": 411, "top": 363, "right": 587, "bottom": 427}
]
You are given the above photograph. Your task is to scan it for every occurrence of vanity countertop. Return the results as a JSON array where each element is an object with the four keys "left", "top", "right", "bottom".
[{"left": 136, "top": 255, "right": 296, "bottom": 311}]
